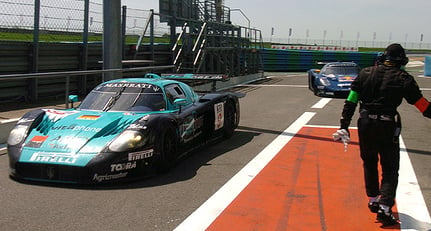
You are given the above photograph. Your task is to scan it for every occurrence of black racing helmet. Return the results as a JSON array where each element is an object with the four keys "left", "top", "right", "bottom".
[{"left": 383, "top": 43, "right": 409, "bottom": 65}]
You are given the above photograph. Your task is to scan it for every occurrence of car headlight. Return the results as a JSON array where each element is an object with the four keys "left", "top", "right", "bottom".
[
  {"left": 319, "top": 77, "right": 331, "bottom": 86},
  {"left": 7, "top": 124, "right": 30, "bottom": 146},
  {"left": 109, "top": 130, "right": 147, "bottom": 152}
]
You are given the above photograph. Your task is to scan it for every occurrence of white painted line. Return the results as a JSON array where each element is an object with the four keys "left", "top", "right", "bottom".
[
  {"left": 311, "top": 98, "right": 332, "bottom": 109},
  {"left": 238, "top": 84, "right": 308, "bottom": 88},
  {"left": 0, "top": 118, "right": 19, "bottom": 124},
  {"left": 173, "top": 112, "right": 316, "bottom": 231},
  {"left": 397, "top": 137, "right": 431, "bottom": 230},
  {"left": 304, "top": 125, "right": 358, "bottom": 129}
]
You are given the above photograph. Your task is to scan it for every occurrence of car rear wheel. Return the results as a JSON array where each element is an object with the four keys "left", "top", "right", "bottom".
[
  {"left": 223, "top": 102, "right": 236, "bottom": 139},
  {"left": 156, "top": 125, "right": 178, "bottom": 173}
]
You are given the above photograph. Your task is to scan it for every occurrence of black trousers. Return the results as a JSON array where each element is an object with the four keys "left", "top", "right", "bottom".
[{"left": 357, "top": 117, "right": 400, "bottom": 207}]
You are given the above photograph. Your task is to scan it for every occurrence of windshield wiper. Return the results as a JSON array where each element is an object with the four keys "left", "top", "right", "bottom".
[
  {"left": 130, "top": 87, "right": 145, "bottom": 108},
  {"left": 102, "top": 86, "right": 126, "bottom": 111}
]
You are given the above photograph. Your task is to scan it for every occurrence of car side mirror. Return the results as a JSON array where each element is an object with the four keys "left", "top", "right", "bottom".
[
  {"left": 315, "top": 69, "right": 321, "bottom": 73},
  {"left": 68, "top": 95, "right": 78, "bottom": 108},
  {"left": 173, "top": 98, "right": 187, "bottom": 113}
]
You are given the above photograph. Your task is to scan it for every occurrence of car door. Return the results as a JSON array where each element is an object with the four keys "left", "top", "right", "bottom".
[{"left": 164, "top": 84, "right": 204, "bottom": 144}]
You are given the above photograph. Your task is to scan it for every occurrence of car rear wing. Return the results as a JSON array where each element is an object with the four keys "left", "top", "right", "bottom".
[
  {"left": 145, "top": 73, "right": 229, "bottom": 92},
  {"left": 160, "top": 73, "right": 229, "bottom": 81},
  {"left": 144, "top": 73, "right": 228, "bottom": 81},
  {"left": 315, "top": 61, "right": 359, "bottom": 66}
]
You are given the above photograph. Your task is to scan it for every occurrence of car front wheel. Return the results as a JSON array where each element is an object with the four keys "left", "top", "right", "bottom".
[{"left": 156, "top": 125, "right": 178, "bottom": 173}]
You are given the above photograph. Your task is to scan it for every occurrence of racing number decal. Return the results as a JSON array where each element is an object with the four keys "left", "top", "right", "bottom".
[{"left": 214, "top": 102, "right": 224, "bottom": 130}]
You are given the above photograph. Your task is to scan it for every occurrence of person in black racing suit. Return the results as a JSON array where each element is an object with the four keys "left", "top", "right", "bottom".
[{"left": 334, "top": 43, "right": 431, "bottom": 226}]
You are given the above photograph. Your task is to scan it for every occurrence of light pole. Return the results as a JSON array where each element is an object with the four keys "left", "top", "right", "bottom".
[
  {"left": 404, "top": 33, "right": 408, "bottom": 47},
  {"left": 323, "top": 30, "right": 326, "bottom": 45},
  {"left": 270, "top": 27, "right": 274, "bottom": 44},
  {"left": 372, "top": 32, "right": 376, "bottom": 48},
  {"left": 339, "top": 30, "right": 343, "bottom": 48},
  {"left": 288, "top": 28, "right": 292, "bottom": 44},
  {"left": 356, "top": 32, "right": 360, "bottom": 47},
  {"left": 420, "top": 33, "right": 423, "bottom": 49}
]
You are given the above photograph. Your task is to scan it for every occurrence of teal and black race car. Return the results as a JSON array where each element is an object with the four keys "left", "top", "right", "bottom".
[
  {"left": 7, "top": 74, "right": 240, "bottom": 184},
  {"left": 308, "top": 62, "right": 360, "bottom": 97}
]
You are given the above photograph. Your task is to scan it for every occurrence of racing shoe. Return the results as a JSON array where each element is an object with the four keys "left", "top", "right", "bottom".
[
  {"left": 377, "top": 209, "right": 399, "bottom": 226},
  {"left": 368, "top": 201, "right": 379, "bottom": 213}
]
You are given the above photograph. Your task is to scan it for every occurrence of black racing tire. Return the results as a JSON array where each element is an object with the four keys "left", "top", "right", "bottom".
[
  {"left": 313, "top": 85, "right": 319, "bottom": 96},
  {"left": 222, "top": 102, "right": 236, "bottom": 139},
  {"left": 308, "top": 73, "right": 314, "bottom": 91},
  {"left": 308, "top": 74, "right": 319, "bottom": 96},
  {"left": 156, "top": 125, "right": 178, "bottom": 173}
]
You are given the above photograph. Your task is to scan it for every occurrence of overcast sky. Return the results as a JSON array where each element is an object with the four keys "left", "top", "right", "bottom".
[{"left": 121, "top": 0, "right": 431, "bottom": 44}]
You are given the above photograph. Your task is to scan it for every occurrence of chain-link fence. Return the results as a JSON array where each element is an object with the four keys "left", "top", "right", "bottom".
[
  {"left": 269, "top": 37, "right": 431, "bottom": 50},
  {"left": 0, "top": 0, "right": 168, "bottom": 43}
]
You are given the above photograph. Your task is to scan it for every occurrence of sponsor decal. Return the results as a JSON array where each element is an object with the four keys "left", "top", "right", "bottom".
[
  {"left": 77, "top": 115, "right": 100, "bottom": 120},
  {"left": 93, "top": 172, "right": 128, "bottom": 182},
  {"left": 180, "top": 116, "right": 203, "bottom": 142},
  {"left": 214, "top": 102, "right": 225, "bottom": 130},
  {"left": 26, "top": 135, "right": 49, "bottom": 148},
  {"left": 48, "top": 135, "right": 89, "bottom": 150},
  {"left": 128, "top": 149, "right": 154, "bottom": 161},
  {"left": 128, "top": 123, "right": 147, "bottom": 130},
  {"left": 104, "top": 83, "right": 161, "bottom": 93},
  {"left": 110, "top": 161, "right": 137, "bottom": 172},
  {"left": 51, "top": 124, "right": 102, "bottom": 133},
  {"left": 43, "top": 109, "right": 78, "bottom": 122},
  {"left": 339, "top": 76, "right": 354, "bottom": 82},
  {"left": 29, "top": 152, "right": 78, "bottom": 164}
]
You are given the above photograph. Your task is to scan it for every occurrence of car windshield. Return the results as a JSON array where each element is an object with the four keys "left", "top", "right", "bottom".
[
  {"left": 322, "top": 66, "right": 359, "bottom": 75},
  {"left": 78, "top": 82, "right": 166, "bottom": 112}
]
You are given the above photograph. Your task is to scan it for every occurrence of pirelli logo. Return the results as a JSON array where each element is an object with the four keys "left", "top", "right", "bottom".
[
  {"left": 128, "top": 149, "right": 154, "bottom": 161},
  {"left": 29, "top": 152, "right": 78, "bottom": 164}
]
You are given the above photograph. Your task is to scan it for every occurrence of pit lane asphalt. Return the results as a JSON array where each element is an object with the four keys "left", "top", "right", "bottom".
[{"left": 0, "top": 69, "right": 430, "bottom": 230}]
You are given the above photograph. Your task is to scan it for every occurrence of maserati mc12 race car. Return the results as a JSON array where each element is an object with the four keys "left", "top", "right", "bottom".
[{"left": 7, "top": 73, "right": 240, "bottom": 184}]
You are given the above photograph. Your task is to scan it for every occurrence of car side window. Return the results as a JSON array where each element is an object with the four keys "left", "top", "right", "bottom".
[{"left": 164, "top": 84, "right": 186, "bottom": 104}]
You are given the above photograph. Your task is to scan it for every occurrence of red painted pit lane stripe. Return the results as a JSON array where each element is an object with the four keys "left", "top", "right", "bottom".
[
  {"left": 174, "top": 113, "right": 431, "bottom": 230},
  {"left": 207, "top": 126, "right": 395, "bottom": 231}
]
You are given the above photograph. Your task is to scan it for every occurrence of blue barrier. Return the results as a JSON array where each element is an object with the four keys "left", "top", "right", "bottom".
[
  {"left": 424, "top": 56, "right": 431, "bottom": 77},
  {"left": 262, "top": 48, "right": 379, "bottom": 72}
]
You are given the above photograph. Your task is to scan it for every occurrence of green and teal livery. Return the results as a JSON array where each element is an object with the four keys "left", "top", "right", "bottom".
[{"left": 7, "top": 74, "right": 240, "bottom": 184}]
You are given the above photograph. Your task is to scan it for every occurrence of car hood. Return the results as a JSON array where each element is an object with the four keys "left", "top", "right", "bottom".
[{"left": 19, "top": 109, "right": 145, "bottom": 166}]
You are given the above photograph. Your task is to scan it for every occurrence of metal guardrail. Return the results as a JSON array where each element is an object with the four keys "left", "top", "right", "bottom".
[{"left": 0, "top": 65, "right": 174, "bottom": 108}]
